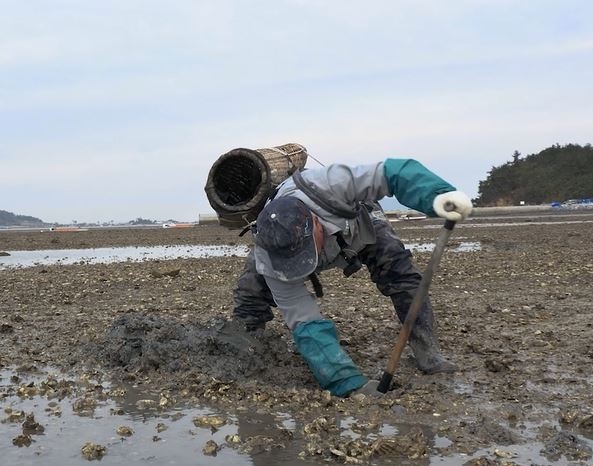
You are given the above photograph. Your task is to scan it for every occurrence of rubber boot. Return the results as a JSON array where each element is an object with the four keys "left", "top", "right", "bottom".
[
  {"left": 293, "top": 320, "right": 367, "bottom": 397},
  {"left": 232, "top": 314, "right": 269, "bottom": 333},
  {"left": 232, "top": 250, "right": 276, "bottom": 332},
  {"left": 408, "top": 326, "right": 457, "bottom": 374},
  {"left": 392, "top": 297, "right": 457, "bottom": 374}
]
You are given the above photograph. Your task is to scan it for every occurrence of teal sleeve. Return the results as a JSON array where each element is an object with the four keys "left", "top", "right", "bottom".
[{"left": 383, "top": 158, "right": 456, "bottom": 216}]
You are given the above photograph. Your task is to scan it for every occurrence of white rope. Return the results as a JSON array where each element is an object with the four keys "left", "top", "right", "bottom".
[
  {"left": 306, "top": 153, "right": 325, "bottom": 167},
  {"left": 264, "top": 144, "right": 325, "bottom": 168},
  {"left": 265, "top": 146, "right": 297, "bottom": 169}
]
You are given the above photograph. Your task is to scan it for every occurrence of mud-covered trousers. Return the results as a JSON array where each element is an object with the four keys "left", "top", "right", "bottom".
[{"left": 233, "top": 217, "right": 438, "bottom": 341}]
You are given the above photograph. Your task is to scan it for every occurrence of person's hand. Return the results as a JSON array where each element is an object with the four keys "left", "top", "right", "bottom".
[{"left": 433, "top": 191, "right": 473, "bottom": 221}]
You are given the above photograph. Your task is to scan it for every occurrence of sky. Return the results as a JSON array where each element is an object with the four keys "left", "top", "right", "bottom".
[{"left": 1, "top": 0, "right": 592, "bottom": 224}]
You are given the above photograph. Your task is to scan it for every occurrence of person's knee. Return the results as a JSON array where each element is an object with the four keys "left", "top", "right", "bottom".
[{"left": 282, "top": 308, "right": 324, "bottom": 331}]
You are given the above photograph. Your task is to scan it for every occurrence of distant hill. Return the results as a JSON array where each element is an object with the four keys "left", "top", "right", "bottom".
[
  {"left": 474, "top": 143, "right": 593, "bottom": 206},
  {"left": 0, "top": 210, "right": 46, "bottom": 227}
]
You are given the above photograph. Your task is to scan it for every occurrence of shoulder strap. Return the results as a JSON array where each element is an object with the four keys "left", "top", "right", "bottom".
[
  {"left": 292, "top": 170, "right": 359, "bottom": 219},
  {"left": 238, "top": 179, "right": 283, "bottom": 237},
  {"left": 308, "top": 272, "right": 324, "bottom": 297}
]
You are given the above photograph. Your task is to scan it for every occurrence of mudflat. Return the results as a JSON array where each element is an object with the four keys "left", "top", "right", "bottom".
[{"left": 1, "top": 210, "right": 592, "bottom": 464}]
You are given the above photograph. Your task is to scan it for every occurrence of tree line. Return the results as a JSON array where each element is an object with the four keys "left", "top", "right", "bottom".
[{"left": 473, "top": 143, "right": 593, "bottom": 206}]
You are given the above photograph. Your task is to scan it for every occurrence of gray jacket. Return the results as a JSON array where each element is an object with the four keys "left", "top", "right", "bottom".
[{"left": 255, "top": 162, "right": 391, "bottom": 329}]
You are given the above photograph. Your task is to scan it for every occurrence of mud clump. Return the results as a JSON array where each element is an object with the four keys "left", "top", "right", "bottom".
[
  {"left": 540, "top": 429, "right": 593, "bottom": 463},
  {"left": 21, "top": 413, "right": 45, "bottom": 435},
  {"left": 467, "top": 416, "right": 520, "bottom": 445},
  {"left": 98, "top": 312, "right": 294, "bottom": 383},
  {"left": 81, "top": 442, "right": 107, "bottom": 460}
]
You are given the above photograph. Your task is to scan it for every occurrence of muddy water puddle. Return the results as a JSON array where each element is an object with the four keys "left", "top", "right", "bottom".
[
  {"left": 2, "top": 367, "right": 592, "bottom": 465},
  {"left": 0, "top": 366, "right": 297, "bottom": 465},
  {"left": 0, "top": 245, "right": 251, "bottom": 269},
  {"left": 1, "top": 366, "right": 442, "bottom": 466},
  {"left": 0, "top": 242, "right": 481, "bottom": 269}
]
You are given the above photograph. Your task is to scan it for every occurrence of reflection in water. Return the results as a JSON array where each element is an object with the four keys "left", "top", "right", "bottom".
[
  {"left": 410, "top": 241, "right": 481, "bottom": 253},
  {"left": 0, "top": 365, "right": 321, "bottom": 465},
  {"left": 0, "top": 244, "right": 251, "bottom": 269},
  {"left": 0, "top": 242, "right": 481, "bottom": 269},
  {"left": 0, "top": 367, "right": 251, "bottom": 465},
  {"left": 3, "top": 367, "right": 588, "bottom": 465},
  {"left": 0, "top": 367, "right": 438, "bottom": 466}
]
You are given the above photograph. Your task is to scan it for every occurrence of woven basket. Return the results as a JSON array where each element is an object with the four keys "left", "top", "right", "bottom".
[{"left": 204, "top": 143, "right": 308, "bottom": 229}]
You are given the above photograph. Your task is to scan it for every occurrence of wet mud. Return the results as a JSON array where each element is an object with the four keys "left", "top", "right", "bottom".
[
  {"left": 1, "top": 211, "right": 593, "bottom": 464},
  {"left": 96, "top": 313, "right": 299, "bottom": 383}
]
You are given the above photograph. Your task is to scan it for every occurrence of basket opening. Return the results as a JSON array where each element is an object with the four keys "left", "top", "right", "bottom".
[{"left": 212, "top": 155, "right": 263, "bottom": 206}]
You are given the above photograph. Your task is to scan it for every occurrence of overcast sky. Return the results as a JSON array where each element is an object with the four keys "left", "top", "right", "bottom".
[{"left": 1, "top": 0, "right": 592, "bottom": 224}]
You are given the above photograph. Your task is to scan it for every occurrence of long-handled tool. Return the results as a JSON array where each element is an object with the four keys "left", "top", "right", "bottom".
[{"left": 377, "top": 218, "right": 456, "bottom": 393}]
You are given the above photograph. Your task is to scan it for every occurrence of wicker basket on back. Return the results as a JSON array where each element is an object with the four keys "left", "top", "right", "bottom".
[{"left": 204, "top": 143, "right": 308, "bottom": 229}]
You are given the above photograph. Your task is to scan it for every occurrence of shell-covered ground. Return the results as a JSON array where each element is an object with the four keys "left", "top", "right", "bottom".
[{"left": 1, "top": 209, "right": 593, "bottom": 465}]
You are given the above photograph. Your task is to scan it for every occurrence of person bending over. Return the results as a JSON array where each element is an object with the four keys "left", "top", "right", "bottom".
[{"left": 233, "top": 159, "right": 472, "bottom": 396}]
